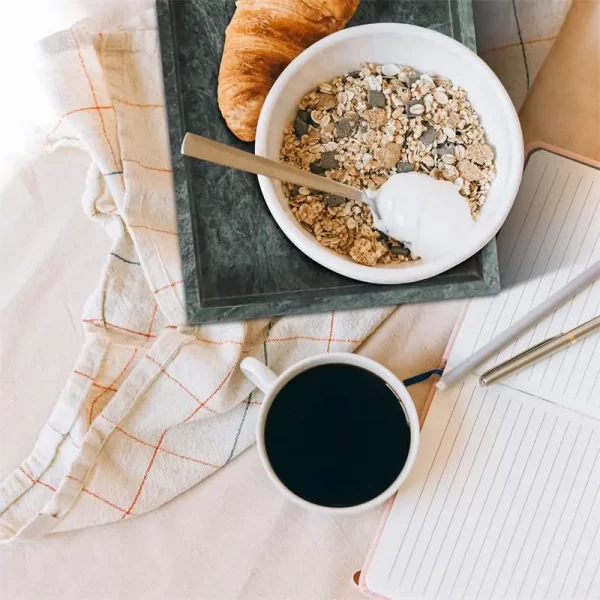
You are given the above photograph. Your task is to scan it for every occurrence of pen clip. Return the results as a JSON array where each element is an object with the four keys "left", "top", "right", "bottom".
[{"left": 479, "top": 333, "right": 562, "bottom": 386}]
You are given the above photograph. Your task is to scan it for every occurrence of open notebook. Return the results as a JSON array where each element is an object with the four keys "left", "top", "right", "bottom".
[{"left": 360, "top": 146, "right": 600, "bottom": 600}]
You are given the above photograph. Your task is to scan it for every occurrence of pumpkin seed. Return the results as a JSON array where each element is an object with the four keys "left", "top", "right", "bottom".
[
  {"left": 367, "top": 90, "right": 386, "bottom": 108},
  {"left": 396, "top": 162, "right": 414, "bottom": 173},
  {"left": 420, "top": 127, "right": 438, "bottom": 147}
]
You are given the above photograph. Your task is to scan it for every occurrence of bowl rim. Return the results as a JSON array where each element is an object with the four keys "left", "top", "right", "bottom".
[{"left": 255, "top": 23, "right": 524, "bottom": 285}]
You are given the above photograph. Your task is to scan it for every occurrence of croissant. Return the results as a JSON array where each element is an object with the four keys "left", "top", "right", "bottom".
[{"left": 218, "top": 0, "right": 360, "bottom": 142}]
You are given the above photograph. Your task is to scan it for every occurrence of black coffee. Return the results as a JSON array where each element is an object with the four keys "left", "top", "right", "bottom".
[{"left": 264, "top": 364, "right": 411, "bottom": 508}]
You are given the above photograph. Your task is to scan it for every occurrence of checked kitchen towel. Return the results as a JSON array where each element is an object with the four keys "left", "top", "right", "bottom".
[
  {"left": 0, "top": 12, "right": 392, "bottom": 542},
  {"left": 474, "top": 0, "right": 571, "bottom": 109}
]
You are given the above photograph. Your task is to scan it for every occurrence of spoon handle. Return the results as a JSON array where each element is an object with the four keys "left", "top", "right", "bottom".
[{"left": 181, "top": 133, "right": 364, "bottom": 203}]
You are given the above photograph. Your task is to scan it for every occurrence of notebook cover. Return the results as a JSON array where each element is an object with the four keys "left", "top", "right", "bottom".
[{"left": 356, "top": 142, "right": 600, "bottom": 600}]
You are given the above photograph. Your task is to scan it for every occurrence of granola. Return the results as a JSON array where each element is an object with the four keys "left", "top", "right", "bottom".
[{"left": 280, "top": 63, "right": 496, "bottom": 267}]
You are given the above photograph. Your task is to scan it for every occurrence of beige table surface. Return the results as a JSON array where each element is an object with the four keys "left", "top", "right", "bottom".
[{"left": 1, "top": 1, "right": 599, "bottom": 598}]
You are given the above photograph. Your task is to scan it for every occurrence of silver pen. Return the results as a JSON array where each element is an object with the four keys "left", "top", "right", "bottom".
[{"left": 480, "top": 314, "right": 600, "bottom": 387}]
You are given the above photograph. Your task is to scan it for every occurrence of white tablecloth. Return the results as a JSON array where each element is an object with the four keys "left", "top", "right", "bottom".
[{"left": 0, "top": 147, "right": 461, "bottom": 598}]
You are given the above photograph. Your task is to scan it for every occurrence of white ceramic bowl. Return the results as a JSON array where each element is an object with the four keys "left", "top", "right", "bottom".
[{"left": 255, "top": 23, "right": 524, "bottom": 284}]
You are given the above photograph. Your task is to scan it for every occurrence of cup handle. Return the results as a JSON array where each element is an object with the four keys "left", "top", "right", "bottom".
[{"left": 240, "top": 357, "right": 278, "bottom": 394}]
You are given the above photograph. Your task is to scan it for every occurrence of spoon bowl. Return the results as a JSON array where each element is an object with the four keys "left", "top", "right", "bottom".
[{"left": 255, "top": 23, "right": 524, "bottom": 284}]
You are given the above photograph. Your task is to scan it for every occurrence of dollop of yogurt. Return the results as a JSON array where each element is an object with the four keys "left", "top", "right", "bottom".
[{"left": 368, "top": 172, "right": 475, "bottom": 261}]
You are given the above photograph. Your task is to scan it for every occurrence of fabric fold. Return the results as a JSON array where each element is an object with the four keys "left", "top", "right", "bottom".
[{"left": 0, "top": 14, "right": 392, "bottom": 542}]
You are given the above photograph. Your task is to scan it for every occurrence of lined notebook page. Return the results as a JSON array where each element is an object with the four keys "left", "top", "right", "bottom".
[
  {"left": 447, "top": 149, "right": 600, "bottom": 414},
  {"left": 366, "top": 149, "right": 600, "bottom": 600},
  {"left": 367, "top": 377, "right": 600, "bottom": 600}
]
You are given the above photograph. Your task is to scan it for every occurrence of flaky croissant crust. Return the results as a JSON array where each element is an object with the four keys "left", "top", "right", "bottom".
[{"left": 218, "top": 0, "right": 360, "bottom": 142}]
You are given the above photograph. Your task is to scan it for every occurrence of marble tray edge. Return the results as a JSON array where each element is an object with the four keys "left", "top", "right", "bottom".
[
  {"left": 188, "top": 242, "right": 500, "bottom": 323},
  {"left": 157, "top": 0, "right": 203, "bottom": 316}
]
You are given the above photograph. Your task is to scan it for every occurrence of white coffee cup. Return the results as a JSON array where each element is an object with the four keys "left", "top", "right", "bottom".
[{"left": 240, "top": 353, "right": 420, "bottom": 515}]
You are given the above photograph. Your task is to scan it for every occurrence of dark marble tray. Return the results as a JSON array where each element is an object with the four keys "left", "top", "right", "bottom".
[{"left": 156, "top": 0, "right": 500, "bottom": 324}]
